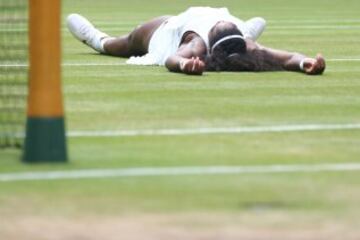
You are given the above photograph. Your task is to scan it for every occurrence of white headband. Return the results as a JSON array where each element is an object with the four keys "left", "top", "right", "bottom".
[{"left": 210, "top": 35, "right": 245, "bottom": 53}]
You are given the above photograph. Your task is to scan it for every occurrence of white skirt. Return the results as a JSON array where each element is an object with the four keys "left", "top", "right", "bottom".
[{"left": 126, "top": 16, "right": 182, "bottom": 66}]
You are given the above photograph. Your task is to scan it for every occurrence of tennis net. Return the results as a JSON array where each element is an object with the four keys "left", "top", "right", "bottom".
[{"left": 0, "top": 0, "right": 28, "bottom": 148}]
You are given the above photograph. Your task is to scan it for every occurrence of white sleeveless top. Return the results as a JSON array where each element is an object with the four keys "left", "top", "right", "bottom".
[{"left": 126, "top": 7, "right": 250, "bottom": 66}]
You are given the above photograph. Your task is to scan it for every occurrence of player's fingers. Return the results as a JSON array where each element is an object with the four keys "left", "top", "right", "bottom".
[
  {"left": 197, "top": 60, "right": 205, "bottom": 75},
  {"left": 306, "top": 55, "right": 326, "bottom": 75},
  {"left": 183, "top": 57, "right": 204, "bottom": 75},
  {"left": 195, "top": 57, "right": 201, "bottom": 72},
  {"left": 303, "top": 59, "right": 315, "bottom": 73},
  {"left": 318, "top": 55, "right": 326, "bottom": 74},
  {"left": 186, "top": 58, "right": 194, "bottom": 72},
  {"left": 318, "top": 54, "right": 326, "bottom": 70},
  {"left": 198, "top": 59, "right": 205, "bottom": 74},
  {"left": 192, "top": 58, "right": 199, "bottom": 73}
]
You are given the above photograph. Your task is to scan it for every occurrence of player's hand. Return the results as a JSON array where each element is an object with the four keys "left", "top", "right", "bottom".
[
  {"left": 180, "top": 57, "right": 205, "bottom": 75},
  {"left": 302, "top": 54, "right": 326, "bottom": 75}
]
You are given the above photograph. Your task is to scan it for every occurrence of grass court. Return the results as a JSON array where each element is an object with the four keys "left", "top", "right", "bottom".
[{"left": 1, "top": 0, "right": 360, "bottom": 239}]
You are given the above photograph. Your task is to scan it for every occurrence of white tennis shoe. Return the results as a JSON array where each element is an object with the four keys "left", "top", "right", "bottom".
[
  {"left": 245, "top": 17, "right": 266, "bottom": 41},
  {"left": 67, "top": 13, "right": 108, "bottom": 53}
]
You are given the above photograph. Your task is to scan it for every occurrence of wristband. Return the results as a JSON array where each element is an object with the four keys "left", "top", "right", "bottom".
[{"left": 299, "top": 59, "right": 305, "bottom": 71}]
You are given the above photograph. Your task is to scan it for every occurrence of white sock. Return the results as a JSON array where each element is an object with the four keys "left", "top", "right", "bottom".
[{"left": 100, "top": 36, "right": 117, "bottom": 53}]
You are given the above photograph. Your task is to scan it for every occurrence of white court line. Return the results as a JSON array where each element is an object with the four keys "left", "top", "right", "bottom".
[
  {"left": 0, "top": 58, "right": 360, "bottom": 68},
  {"left": 0, "top": 63, "right": 28, "bottom": 67},
  {"left": 74, "top": 19, "right": 360, "bottom": 25},
  {"left": 75, "top": 25, "right": 360, "bottom": 31},
  {"left": 1, "top": 163, "right": 360, "bottom": 182},
  {"left": 4, "top": 25, "right": 360, "bottom": 32},
  {"left": 7, "top": 123, "right": 360, "bottom": 139},
  {"left": 0, "top": 62, "right": 127, "bottom": 67},
  {"left": 327, "top": 59, "right": 360, "bottom": 62},
  {"left": 68, "top": 123, "right": 360, "bottom": 138},
  {"left": 93, "top": 19, "right": 360, "bottom": 26},
  {"left": 268, "top": 26, "right": 360, "bottom": 30},
  {"left": 269, "top": 19, "right": 360, "bottom": 23},
  {"left": 62, "top": 62, "right": 128, "bottom": 66}
]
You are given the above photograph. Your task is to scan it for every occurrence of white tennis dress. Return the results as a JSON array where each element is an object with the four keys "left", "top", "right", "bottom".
[{"left": 127, "top": 7, "right": 259, "bottom": 66}]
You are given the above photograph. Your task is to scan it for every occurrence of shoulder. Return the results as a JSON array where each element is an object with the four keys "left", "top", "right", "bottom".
[
  {"left": 178, "top": 33, "right": 207, "bottom": 58},
  {"left": 181, "top": 32, "right": 206, "bottom": 50}
]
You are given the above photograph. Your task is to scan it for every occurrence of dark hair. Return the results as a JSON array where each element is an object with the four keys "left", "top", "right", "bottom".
[
  {"left": 209, "top": 22, "right": 247, "bottom": 55},
  {"left": 206, "top": 22, "right": 285, "bottom": 72},
  {"left": 207, "top": 22, "right": 248, "bottom": 71},
  {"left": 206, "top": 44, "right": 284, "bottom": 72},
  {"left": 206, "top": 52, "right": 253, "bottom": 72}
]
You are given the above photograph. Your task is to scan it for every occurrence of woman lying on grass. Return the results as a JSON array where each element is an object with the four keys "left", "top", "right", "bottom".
[{"left": 67, "top": 7, "right": 325, "bottom": 76}]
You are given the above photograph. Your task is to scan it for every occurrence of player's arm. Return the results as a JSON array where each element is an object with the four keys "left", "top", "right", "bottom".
[
  {"left": 248, "top": 41, "right": 326, "bottom": 75},
  {"left": 165, "top": 37, "right": 206, "bottom": 75}
]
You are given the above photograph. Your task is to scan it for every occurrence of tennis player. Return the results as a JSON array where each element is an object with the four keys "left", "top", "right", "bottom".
[{"left": 67, "top": 7, "right": 325, "bottom": 75}]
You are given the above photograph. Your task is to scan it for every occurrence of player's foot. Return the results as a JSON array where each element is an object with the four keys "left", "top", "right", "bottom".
[
  {"left": 67, "top": 13, "right": 108, "bottom": 53},
  {"left": 245, "top": 17, "right": 266, "bottom": 41}
]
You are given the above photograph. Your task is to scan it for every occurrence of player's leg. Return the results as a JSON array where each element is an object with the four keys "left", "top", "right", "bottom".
[
  {"left": 103, "top": 16, "right": 170, "bottom": 57},
  {"left": 67, "top": 13, "right": 109, "bottom": 53},
  {"left": 244, "top": 17, "right": 266, "bottom": 41},
  {"left": 67, "top": 14, "right": 170, "bottom": 57}
]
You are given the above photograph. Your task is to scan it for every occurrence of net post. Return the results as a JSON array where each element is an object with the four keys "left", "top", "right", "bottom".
[{"left": 23, "top": 0, "right": 67, "bottom": 163}]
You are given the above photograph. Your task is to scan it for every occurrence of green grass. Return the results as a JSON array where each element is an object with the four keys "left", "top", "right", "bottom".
[
  {"left": 1, "top": 0, "right": 360, "bottom": 237},
  {"left": 1, "top": 173, "right": 359, "bottom": 215}
]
